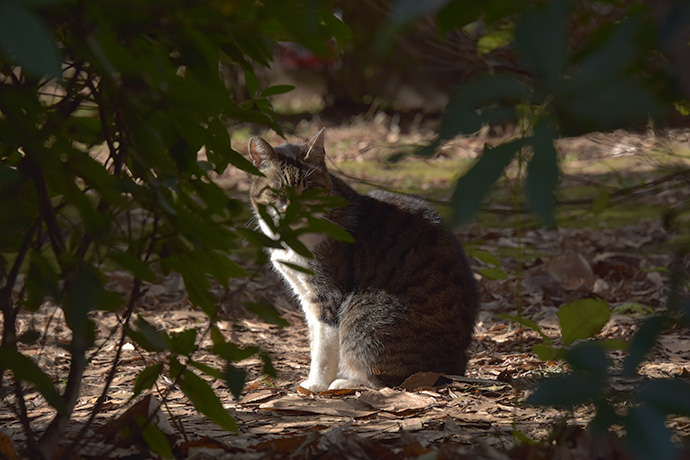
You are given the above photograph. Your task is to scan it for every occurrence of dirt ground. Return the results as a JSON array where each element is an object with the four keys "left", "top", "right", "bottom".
[{"left": 2, "top": 117, "right": 690, "bottom": 459}]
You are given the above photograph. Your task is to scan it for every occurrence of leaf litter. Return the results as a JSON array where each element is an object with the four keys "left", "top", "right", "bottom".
[{"left": 2, "top": 122, "right": 690, "bottom": 459}]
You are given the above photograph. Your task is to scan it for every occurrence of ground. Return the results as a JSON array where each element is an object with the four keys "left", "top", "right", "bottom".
[{"left": 2, "top": 116, "right": 690, "bottom": 459}]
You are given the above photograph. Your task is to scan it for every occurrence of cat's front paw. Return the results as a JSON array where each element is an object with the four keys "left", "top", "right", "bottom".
[
  {"left": 328, "top": 378, "right": 371, "bottom": 390},
  {"left": 299, "top": 379, "right": 330, "bottom": 393}
]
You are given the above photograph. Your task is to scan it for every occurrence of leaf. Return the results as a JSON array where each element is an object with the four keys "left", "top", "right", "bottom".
[
  {"left": 224, "top": 365, "right": 247, "bottom": 400},
  {"left": 526, "top": 120, "right": 560, "bottom": 225},
  {"left": 531, "top": 343, "right": 562, "bottom": 361},
  {"left": 388, "top": 0, "right": 451, "bottom": 25},
  {"left": 624, "top": 404, "right": 676, "bottom": 460},
  {"left": 468, "top": 248, "right": 501, "bottom": 267},
  {"left": 557, "top": 298, "right": 610, "bottom": 345},
  {"left": 177, "top": 368, "right": 237, "bottom": 432},
  {"left": 591, "top": 190, "right": 611, "bottom": 215},
  {"left": 276, "top": 260, "right": 314, "bottom": 275},
  {"left": 564, "top": 342, "right": 610, "bottom": 378},
  {"left": 133, "top": 363, "right": 163, "bottom": 396},
  {"left": 514, "top": 0, "right": 569, "bottom": 91},
  {"left": 0, "top": 348, "right": 65, "bottom": 413},
  {"left": 436, "top": 76, "right": 530, "bottom": 142},
  {"left": 139, "top": 418, "right": 174, "bottom": 459},
  {"left": 244, "top": 299, "right": 290, "bottom": 328},
  {"left": 318, "top": 7, "right": 353, "bottom": 47},
  {"left": 498, "top": 313, "right": 552, "bottom": 343},
  {"left": 0, "top": 0, "right": 61, "bottom": 78},
  {"left": 261, "top": 352, "right": 277, "bottom": 378},
  {"left": 477, "top": 267, "right": 508, "bottom": 280},
  {"left": 110, "top": 250, "right": 157, "bottom": 282},
  {"left": 452, "top": 138, "right": 525, "bottom": 223},
  {"left": 189, "top": 360, "right": 224, "bottom": 380},
  {"left": 128, "top": 316, "right": 171, "bottom": 352},
  {"left": 303, "top": 217, "right": 354, "bottom": 243},
  {"left": 527, "top": 373, "right": 601, "bottom": 408},
  {"left": 280, "top": 233, "right": 313, "bottom": 259},
  {"left": 637, "top": 379, "right": 690, "bottom": 417},
  {"left": 477, "top": 27, "right": 514, "bottom": 55},
  {"left": 259, "top": 85, "right": 295, "bottom": 97},
  {"left": 623, "top": 315, "right": 666, "bottom": 377},
  {"left": 170, "top": 329, "right": 197, "bottom": 356}
]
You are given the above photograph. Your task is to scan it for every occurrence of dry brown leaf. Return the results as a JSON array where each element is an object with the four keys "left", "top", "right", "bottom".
[
  {"left": 399, "top": 371, "right": 444, "bottom": 391},
  {"left": 357, "top": 387, "right": 436, "bottom": 414},
  {"left": 259, "top": 395, "right": 378, "bottom": 418},
  {"left": 546, "top": 254, "right": 595, "bottom": 290},
  {"left": 99, "top": 394, "right": 176, "bottom": 446},
  {"left": 0, "top": 431, "right": 18, "bottom": 460}
]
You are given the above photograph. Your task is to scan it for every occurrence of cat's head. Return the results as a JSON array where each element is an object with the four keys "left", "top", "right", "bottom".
[{"left": 247, "top": 129, "right": 332, "bottom": 212}]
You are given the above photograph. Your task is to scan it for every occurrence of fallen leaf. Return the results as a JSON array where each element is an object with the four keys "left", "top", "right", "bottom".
[
  {"left": 259, "top": 395, "right": 378, "bottom": 418},
  {"left": 0, "top": 431, "right": 18, "bottom": 460},
  {"left": 357, "top": 387, "right": 436, "bottom": 414},
  {"left": 399, "top": 371, "right": 444, "bottom": 391}
]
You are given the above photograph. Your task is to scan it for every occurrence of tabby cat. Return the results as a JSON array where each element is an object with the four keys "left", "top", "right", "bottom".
[{"left": 248, "top": 129, "right": 479, "bottom": 392}]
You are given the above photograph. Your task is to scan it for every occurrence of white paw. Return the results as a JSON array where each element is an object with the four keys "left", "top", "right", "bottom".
[
  {"left": 299, "top": 379, "right": 330, "bottom": 393},
  {"left": 328, "top": 378, "right": 370, "bottom": 390}
]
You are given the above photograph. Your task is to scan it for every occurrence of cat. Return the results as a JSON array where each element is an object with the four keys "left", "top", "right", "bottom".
[{"left": 247, "top": 129, "right": 479, "bottom": 392}]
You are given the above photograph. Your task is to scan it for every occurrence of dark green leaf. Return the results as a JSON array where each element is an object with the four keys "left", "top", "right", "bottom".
[
  {"left": 452, "top": 139, "right": 525, "bottom": 223},
  {"left": 0, "top": 348, "right": 65, "bottom": 413},
  {"left": 437, "top": 76, "right": 530, "bottom": 142},
  {"left": 498, "top": 313, "right": 551, "bottom": 343},
  {"left": 244, "top": 299, "right": 290, "bottom": 328},
  {"left": 189, "top": 360, "right": 224, "bottom": 380},
  {"left": 388, "top": 0, "right": 451, "bottom": 25},
  {"left": 514, "top": 0, "right": 570, "bottom": 91},
  {"left": 318, "top": 8, "right": 353, "bottom": 47},
  {"left": 303, "top": 218, "right": 354, "bottom": 243},
  {"left": 636, "top": 379, "right": 690, "bottom": 417},
  {"left": 170, "top": 329, "right": 197, "bottom": 356},
  {"left": 527, "top": 373, "right": 601, "bottom": 408},
  {"left": 213, "top": 342, "right": 258, "bottom": 362},
  {"left": 139, "top": 417, "right": 174, "bottom": 459},
  {"left": 261, "top": 352, "right": 277, "bottom": 378},
  {"left": 624, "top": 404, "right": 676, "bottom": 460},
  {"left": 280, "top": 233, "right": 313, "bottom": 259},
  {"left": 623, "top": 315, "right": 666, "bottom": 377},
  {"left": 177, "top": 368, "right": 237, "bottom": 432},
  {"left": 128, "top": 316, "right": 171, "bottom": 352},
  {"left": 133, "top": 363, "right": 163, "bottom": 396},
  {"left": 110, "top": 251, "right": 157, "bottom": 282},
  {"left": 260, "top": 85, "right": 295, "bottom": 97},
  {"left": 17, "top": 329, "right": 41, "bottom": 345},
  {"left": 24, "top": 251, "right": 60, "bottom": 310},
  {"left": 0, "top": 0, "right": 61, "bottom": 78},
  {"left": 564, "top": 342, "right": 610, "bottom": 378},
  {"left": 526, "top": 120, "right": 559, "bottom": 225},
  {"left": 276, "top": 260, "right": 314, "bottom": 275},
  {"left": 224, "top": 365, "right": 247, "bottom": 399}
]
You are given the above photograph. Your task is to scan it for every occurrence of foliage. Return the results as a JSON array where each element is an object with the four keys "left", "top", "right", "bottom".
[
  {"left": 0, "top": 0, "right": 349, "bottom": 458},
  {"left": 386, "top": 0, "right": 685, "bottom": 225},
  {"left": 383, "top": 0, "right": 690, "bottom": 457}
]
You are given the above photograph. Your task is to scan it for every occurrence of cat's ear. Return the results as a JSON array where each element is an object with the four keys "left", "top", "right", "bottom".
[
  {"left": 304, "top": 128, "right": 326, "bottom": 164},
  {"left": 248, "top": 137, "right": 277, "bottom": 167}
]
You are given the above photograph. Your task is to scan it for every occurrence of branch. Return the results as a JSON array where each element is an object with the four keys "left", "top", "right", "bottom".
[{"left": 58, "top": 280, "right": 143, "bottom": 460}]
